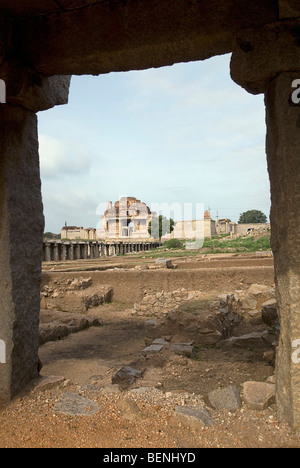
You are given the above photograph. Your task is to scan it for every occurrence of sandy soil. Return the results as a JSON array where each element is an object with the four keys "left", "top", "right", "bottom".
[
  {"left": 1, "top": 253, "right": 299, "bottom": 449},
  {"left": 0, "top": 302, "right": 299, "bottom": 449}
]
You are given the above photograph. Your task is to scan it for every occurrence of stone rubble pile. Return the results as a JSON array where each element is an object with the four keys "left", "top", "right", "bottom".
[
  {"left": 39, "top": 310, "right": 103, "bottom": 345},
  {"left": 41, "top": 277, "right": 113, "bottom": 313},
  {"left": 133, "top": 283, "right": 276, "bottom": 321},
  {"left": 219, "top": 283, "right": 277, "bottom": 319},
  {"left": 133, "top": 288, "right": 202, "bottom": 317}
]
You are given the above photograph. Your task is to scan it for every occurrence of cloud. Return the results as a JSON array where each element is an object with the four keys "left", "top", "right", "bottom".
[{"left": 39, "top": 134, "right": 92, "bottom": 179}]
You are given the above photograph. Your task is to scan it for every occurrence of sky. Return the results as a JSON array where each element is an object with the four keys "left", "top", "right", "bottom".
[{"left": 38, "top": 53, "right": 271, "bottom": 234}]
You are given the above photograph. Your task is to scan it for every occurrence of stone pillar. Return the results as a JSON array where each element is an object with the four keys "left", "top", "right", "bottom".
[
  {"left": 82, "top": 243, "right": 88, "bottom": 259},
  {"left": 100, "top": 243, "right": 104, "bottom": 257},
  {"left": 69, "top": 243, "right": 74, "bottom": 261},
  {"left": 231, "top": 22, "right": 300, "bottom": 433},
  {"left": 265, "top": 72, "right": 300, "bottom": 432},
  {"left": 62, "top": 243, "right": 67, "bottom": 261},
  {"left": 54, "top": 244, "right": 59, "bottom": 262},
  {"left": 75, "top": 243, "right": 81, "bottom": 260},
  {"left": 44, "top": 243, "right": 51, "bottom": 262},
  {"left": 0, "top": 106, "right": 44, "bottom": 400}
]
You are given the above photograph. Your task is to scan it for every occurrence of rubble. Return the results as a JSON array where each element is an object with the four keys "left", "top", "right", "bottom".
[
  {"left": 41, "top": 277, "right": 113, "bottom": 313},
  {"left": 112, "top": 366, "right": 143, "bottom": 390},
  {"left": 174, "top": 405, "right": 215, "bottom": 428},
  {"left": 242, "top": 381, "right": 275, "bottom": 411},
  {"left": 207, "top": 386, "right": 242, "bottom": 412},
  {"left": 39, "top": 312, "right": 103, "bottom": 345},
  {"left": 52, "top": 392, "right": 100, "bottom": 416}
]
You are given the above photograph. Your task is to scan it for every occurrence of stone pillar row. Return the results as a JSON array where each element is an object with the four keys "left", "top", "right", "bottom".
[{"left": 42, "top": 241, "right": 160, "bottom": 261}]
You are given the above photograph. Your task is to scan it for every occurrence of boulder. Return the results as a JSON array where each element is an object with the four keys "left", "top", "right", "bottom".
[
  {"left": 262, "top": 303, "right": 279, "bottom": 328},
  {"left": 155, "top": 258, "right": 174, "bottom": 268},
  {"left": 52, "top": 392, "right": 100, "bottom": 416},
  {"left": 243, "top": 381, "right": 275, "bottom": 410},
  {"left": 220, "top": 331, "right": 270, "bottom": 349},
  {"left": 170, "top": 342, "right": 194, "bottom": 357},
  {"left": 207, "top": 385, "right": 242, "bottom": 412},
  {"left": 112, "top": 366, "right": 143, "bottom": 390},
  {"left": 174, "top": 405, "right": 215, "bottom": 428},
  {"left": 141, "top": 344, "right": 165, "bottom": 356}
]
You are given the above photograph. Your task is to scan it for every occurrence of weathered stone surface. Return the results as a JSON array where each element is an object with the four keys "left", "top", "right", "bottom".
[
  {"left": 262, "top": 303, "right": 279, "bottom": 328},
  {"left": 279, "top": 0, "right": 300, "bottom": 18},
  {"left": 170, "top": 343, "right": 194, "bottom": 357},
  {"left": 231, "top": 20, "right": 300, "bottom": 94},
  {"left": 42, "top": 281, "right": 113, "bottom": 313},
  {"left": 0, "top": 106, "right": 43, "bottom": 401},
  {"left": 221, "top": 331, "right": 270, "bottom": 349},
  {"left": 141, "top": 344, "right": 164, "bottom": 356},
  {"left": 53, "top": 392, "right": 100, "bottom": 416},
  {"left": 207, "top": 386, "right": 242, "bottom": 412},
  {"left": 265, "top": 72, "right": 300, "bottom": 430},
  {"left": 155, "top": 258, "right": 174, "bottom": 268},
  {"left": 174, "top": 405, "right": 215, "bottom": 428},
  {"left": 243, "top": 381, "right": 275, "bottom": 410},
  {"left": 32, "top": 375, "right": 66, "bottom": 392},
  {"left": 112, "top": 366, "right": 143, "bottom": 390},
  {"left": 0, "top": 61, "right": 71, "bottom": 112},
  {"left": 19, "top": 0, "right": 277, "bottom": 76},
  {"left": 39, "top": 310, "right": 103, "bottom": 345},
  {"left": 117, "top": 399, "right": 143, "bottom": 422}
]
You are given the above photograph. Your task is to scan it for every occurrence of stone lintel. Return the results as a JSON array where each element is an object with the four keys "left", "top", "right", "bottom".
[
  {"left": 18, "top": 0, "right": 278, "bottom": 76},
  {"left": 231, "top": 19, "right": 300, "bottom": 94}
]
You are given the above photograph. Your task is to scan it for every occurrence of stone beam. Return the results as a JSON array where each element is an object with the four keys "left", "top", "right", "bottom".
[
  {"left": 0, "top": 105, "right": 44, "bottom": 400},
  {"left": 230, "top": 19, "right": 300, "bottom": 94},
  {"left": 18, "top": 0, "right": 278, "bottom": 76}
]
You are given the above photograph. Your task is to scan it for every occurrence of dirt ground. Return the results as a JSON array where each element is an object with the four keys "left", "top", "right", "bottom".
[{"left": 1, "top": 252, "right": 300, "bottom": 449}]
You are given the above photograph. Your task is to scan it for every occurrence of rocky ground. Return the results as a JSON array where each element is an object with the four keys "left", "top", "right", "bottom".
[{"left": 1, "top": 254, "right": 300, "bottom": 449}]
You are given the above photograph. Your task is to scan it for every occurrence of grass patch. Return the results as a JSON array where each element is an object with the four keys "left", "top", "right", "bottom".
[{"left": 142, "top": 234, "right": 271, "bottom": 258}]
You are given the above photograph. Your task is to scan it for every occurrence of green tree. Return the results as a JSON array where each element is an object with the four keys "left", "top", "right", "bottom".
[
  {"left": 238, "top": 210, "right": 267, "bottom": 224},
  {"left": 148, "top": 215, "right": 175, "bottom": 239}
]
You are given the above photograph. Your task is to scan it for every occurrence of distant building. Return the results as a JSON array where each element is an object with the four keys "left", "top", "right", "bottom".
[
  {"left": 61, "top": 225, "right": 96, "bottom": 240},
  {"left": 97, "top": 197, "right": 155, "bottom": 240},
  {"left": 216, "top": 218, "right": 236, "bottom": 235},
  {"left": 161, "top": 210, "right": 217, "bottom": 240}
]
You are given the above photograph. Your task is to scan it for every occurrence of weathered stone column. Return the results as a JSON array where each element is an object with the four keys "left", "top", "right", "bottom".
[
  {"left": 82, "top": 243, "right": 88, "bottom": 259},
  {"left": 44, "top": 243, "right": 51, "bottom": 262},
  {"left": 69, "top": 243, "right": 74, "bottom": 261},
  {"left": 61, "top": 243, "right": 67, "bottom": 261},
  {"left": 53, "top": 244, "right": 59, "bottom": 262},
  {"left": 0, "top": 106, "right": 44, "bottom": 400},
  {"left": 75, "top": 243, "right": 81, "bottom": 260},
  {"left": 264, "top": 72, "right": 300, "bottom": 432},
  {"left": 231, "top": 18, "right": 300, "bottom": 433}
]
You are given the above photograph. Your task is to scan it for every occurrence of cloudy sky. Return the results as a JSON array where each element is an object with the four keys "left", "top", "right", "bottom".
[{"left": 38, "top": 53, "right": 271, "bottom": 234}]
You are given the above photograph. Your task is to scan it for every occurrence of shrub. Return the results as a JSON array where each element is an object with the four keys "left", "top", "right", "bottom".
[{"left": 163, "top": 238, "right": 184, "bottom": 249}]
